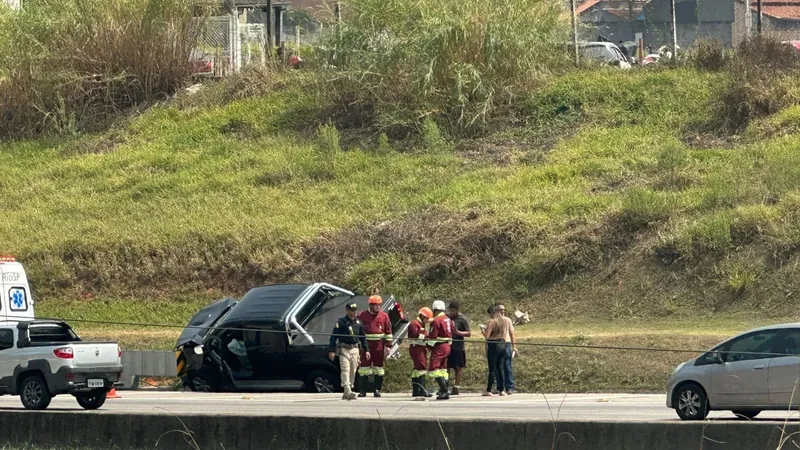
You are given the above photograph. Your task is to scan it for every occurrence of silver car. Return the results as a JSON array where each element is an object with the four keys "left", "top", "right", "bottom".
[{"left": 667, "top": 323, "right": 800, "bottom": 420}]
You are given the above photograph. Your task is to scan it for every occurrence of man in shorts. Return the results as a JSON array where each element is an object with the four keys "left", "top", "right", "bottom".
[{"left": 447, "top": 301, "right": 471, "bottom": 396}]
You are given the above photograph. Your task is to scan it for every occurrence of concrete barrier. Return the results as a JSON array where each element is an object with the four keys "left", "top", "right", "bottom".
[
  {"left": 119, "top": 350, "right": 177, "bottom": 389},
  {"left": 0, "top": 411, "right": 795, "bottom": 450}
]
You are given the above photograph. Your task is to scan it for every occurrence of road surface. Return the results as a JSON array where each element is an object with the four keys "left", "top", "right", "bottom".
[{"left": 2, "top": 391, "right": 800, "bottom": 422}]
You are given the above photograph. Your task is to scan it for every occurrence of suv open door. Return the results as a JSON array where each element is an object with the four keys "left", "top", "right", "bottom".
[{"left": 284, "top": 287, "right": 410, "bottom": 392}]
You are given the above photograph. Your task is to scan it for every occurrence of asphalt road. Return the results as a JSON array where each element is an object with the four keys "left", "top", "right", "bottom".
[{"left": 2, "top": 391, "right": 800, "bottom": 422}]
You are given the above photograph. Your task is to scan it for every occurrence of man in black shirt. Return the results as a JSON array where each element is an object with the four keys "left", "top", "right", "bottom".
[
  {"left": 447, "top": 301, "right": 471, "bottom": 395},
  {"left": 329, "top": 302, "right": 368, "bottom": 400}
]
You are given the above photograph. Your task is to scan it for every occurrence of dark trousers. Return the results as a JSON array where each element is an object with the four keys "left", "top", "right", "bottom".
[
  {"left": 486, "top": 340, "right": 506, "bottom": 392},
  {"left": 504, "top": 343, "right": 515, "bottom": 391}
]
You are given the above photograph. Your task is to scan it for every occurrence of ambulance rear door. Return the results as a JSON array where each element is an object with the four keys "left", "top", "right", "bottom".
[{"left": 0, "top": 258, "right": 34, "bottom": 321}]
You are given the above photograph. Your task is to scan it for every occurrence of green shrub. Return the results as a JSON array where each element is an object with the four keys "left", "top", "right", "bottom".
[
  {"left": 421, "top": 118, "right": 453, "bottom": 153},
  {"left": 317, "top": 122, "right": 342, "bottom": 155},
  {"left": 746, "top": 105, "right": 800, "bottom": 139},
  {"left": 667, "top": 213, "right": 734, "bottom": 260},
  {"left": 730, "top": 204, "right": 776, "bottom": 245},
  {"left": 688, "top": 39, "right": 730, "bottom": 71},
  {"left": 714, "top": 255, "right": 764, "bottom": 295},
  {"left": 344, "top": 253, "right": 414, "bottom": 293},
  {"left": 619, "top": 188, "right": 674, "bottom": 230},
  {"left": 377, "top": 132, "right": 393, "bottom": 155},
  {"left": 654, "top": 144, "right": 692, "bottom": 190}
]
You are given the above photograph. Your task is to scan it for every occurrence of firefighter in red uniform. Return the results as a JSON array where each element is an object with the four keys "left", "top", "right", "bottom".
[
  {"left": 408, "top": 307, "right": 434, "bottom": 398},
  {"left": 357, "top": 291, "right": 393, "bottom": 397},
  {"left": 427, "top": 300, "right": 453, "bottom": 400}
]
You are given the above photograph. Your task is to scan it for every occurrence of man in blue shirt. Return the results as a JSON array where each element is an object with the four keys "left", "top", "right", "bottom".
[{"left": 329, "top": 302, "right": 369, "bottom": 400}]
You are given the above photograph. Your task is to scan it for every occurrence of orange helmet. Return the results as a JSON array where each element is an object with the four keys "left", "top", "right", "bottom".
[
  {"left": 418, "top": 307, "right": 433, "bottom": 319},
  {"left": 368, "top": 295, "right": 383, "bottom": 305}
]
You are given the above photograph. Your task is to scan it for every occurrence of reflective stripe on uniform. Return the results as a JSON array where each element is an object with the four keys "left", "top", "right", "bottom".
[
  {"left": 411, "top": 369, "right": 427, "bottom": 378},
  {"left": 408, "top": 339, "right": 426, "bottom": 345},
  {"left": 374, "top": 367, "right": 385, "bottom": 376},
  {"left": 427, "top": 369, "right": 449, "bottom": 379},
  {"left": 358, "top": 367, "right": 374, "bottom": 376},
  {"left": 384, "top": 334, "right": 393, "bottom": 340},
  {"left": 365, "top": 333, "right": 385, "bottom": 340}
]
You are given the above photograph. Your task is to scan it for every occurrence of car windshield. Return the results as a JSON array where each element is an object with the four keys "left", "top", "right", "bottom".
[{"left": 581, "top": 44, "right": 620, "bottom": 63}]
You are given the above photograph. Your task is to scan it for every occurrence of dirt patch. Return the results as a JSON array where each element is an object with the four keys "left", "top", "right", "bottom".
[
  {"left": 681, "top": 131, "right": 741, "bottom": 150},
  {"left": 294, "top": 207, "right": 538, "bottom": 288},
  {"left": 454, "top": 121, "right": 576, "bottom": 166}
]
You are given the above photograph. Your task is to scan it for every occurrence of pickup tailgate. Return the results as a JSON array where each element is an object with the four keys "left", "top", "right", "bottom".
[{"left": 71, "top": 343, "right": 120, "bottom": 367}]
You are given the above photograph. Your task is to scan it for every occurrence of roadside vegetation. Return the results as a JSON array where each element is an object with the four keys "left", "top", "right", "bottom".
[{"left": 3, "top": 0, "right": 800, "bottom": 393}]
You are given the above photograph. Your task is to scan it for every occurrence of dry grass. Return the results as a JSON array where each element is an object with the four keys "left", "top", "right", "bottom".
[
  {"left": 0, "top": 0, "right": 213, "bottom": 137},
  {"left": 716, "top": 37, "right": 800, "bottom": 131}
]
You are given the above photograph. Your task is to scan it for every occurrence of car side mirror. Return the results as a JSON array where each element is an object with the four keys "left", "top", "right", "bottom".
[{"left": 710, "top": 350, "right": 723, "bottom": 364}]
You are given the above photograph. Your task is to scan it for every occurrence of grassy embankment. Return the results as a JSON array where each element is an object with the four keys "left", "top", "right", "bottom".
[{"left": 4, "top": 0, "right": 800, "bottom": 393}]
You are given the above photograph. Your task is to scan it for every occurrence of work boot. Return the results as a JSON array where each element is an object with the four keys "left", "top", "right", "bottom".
[
  {"left": 411, "top": 378, "right": 420, "bottom": 397},
  {"left": 451, "top": 386, "right": 460, "bottom": 396},
  {"left": 373, "top": 375, "right": 383, "bottom": 397},
  {"left": 357, "top": 375, "right": 368, "bottom": 398},
  {"left": 435, "top": 377, "right": 450, "bottom": 400}
]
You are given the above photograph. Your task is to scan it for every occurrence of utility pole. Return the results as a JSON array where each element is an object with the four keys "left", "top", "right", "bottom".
[
  {"left": 757, "top": 0, "right": 763, "bottom": 35},
  {"left": 744, "top": 0, "right": 752, "bottom": 41},
  {"left": 570, "top": 0, "right": 579, "bottom": 65},
  {"left": 670, "top": 0, "right": 677, "bottom": 61}
]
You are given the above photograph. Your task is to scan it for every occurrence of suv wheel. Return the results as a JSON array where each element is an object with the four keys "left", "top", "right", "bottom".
[
  {"left": 20, "top": 375, "right": 52, "bottom": 410},
  {"left": 675, "top": 383, "right": 709, "bottom": 420},
  {"left": 188, "top": 371, "right": 218, "bottom": 392},
  {"left": 75, "top": 391, "right": 106, "bottom": 410},
  {"left": 306, "top": 370, "right": 338, "bottom": 393}
]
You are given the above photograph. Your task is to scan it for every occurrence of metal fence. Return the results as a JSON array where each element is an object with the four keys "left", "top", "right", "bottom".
[
  {"left": 195, "top": 15, "right": 237, "bottom": 77},
  {"left": 570, "top": 0, "right": 800, "bottom": 61},
  {"left": 193, "top": 15, "right": 279, "bottom": 77}
]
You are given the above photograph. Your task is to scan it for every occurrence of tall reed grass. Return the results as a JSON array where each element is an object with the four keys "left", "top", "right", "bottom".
[
  {"left": 320, "top": 0, "right": 571, "bottom": 136},
  {"left": 0, "top": 0, "right": 215, "bottom": 137}
]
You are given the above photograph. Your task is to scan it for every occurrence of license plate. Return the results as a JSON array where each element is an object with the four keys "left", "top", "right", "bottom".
[{"left": 87, "top": 379, "right": 104, "bottom": 388}]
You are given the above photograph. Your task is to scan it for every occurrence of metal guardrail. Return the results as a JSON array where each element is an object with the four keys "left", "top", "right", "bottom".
[{"left": 119, "top": 350, "right": 177, "bottom": 390}]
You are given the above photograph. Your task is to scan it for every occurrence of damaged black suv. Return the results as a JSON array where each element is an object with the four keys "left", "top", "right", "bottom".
[{"left": 175, "top": 283, "right": 409, "bottom": 393}]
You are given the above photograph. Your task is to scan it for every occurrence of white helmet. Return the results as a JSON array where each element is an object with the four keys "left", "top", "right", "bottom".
[{"left": 432, "top": 300, "right": 446, "bottom": 311}]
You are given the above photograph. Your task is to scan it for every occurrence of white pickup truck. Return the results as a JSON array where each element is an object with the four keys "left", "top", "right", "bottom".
[{"left": 0, "top": 320, "right": 123, "bottom": 410}]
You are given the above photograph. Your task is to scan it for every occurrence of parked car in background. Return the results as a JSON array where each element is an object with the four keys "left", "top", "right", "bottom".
[
  {"left": 783, "top": 40, "right": 800, "bottom": 52},
  {"left": 667, "top": 323, "right": 800, "bottom": 420},
  {"left": 176, "top": 283, "right": 410, "bottom": 393},
  {"left": 578, "top": 42, "right": 631, "bottom": 69}
]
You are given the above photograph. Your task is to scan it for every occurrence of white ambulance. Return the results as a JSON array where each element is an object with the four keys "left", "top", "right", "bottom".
[{"left": 0, "top": 255, "right": 35, "bottom": 321}]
